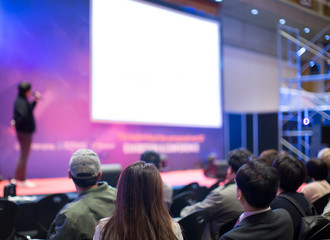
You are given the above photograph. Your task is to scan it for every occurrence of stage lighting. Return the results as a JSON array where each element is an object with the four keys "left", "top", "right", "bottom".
[
  {"left": 297, "top": 47, "right": 306, "bottom": 56},
  {"left": 251, "top": 9, "right": 258, "bottom": 15},
  {"left": 303, "top": 117, "right": 310, "bottom": 126},
  {"left": 304, "top": 28, "right": 310, "bottom": 34},
  {"left": 279, "top": 19, "right": 286, "bottom": 25},
  {"left": 309, "top": 60, "right": 320, "bottom": 75}
]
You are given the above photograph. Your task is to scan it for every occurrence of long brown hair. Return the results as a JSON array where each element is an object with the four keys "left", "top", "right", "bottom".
[{"left": 100, "top": 161, "right": 179, "bottom": 240}]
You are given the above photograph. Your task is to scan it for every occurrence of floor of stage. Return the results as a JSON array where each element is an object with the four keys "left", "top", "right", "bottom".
[{"left": 0, "top": 169, "right": 218, "bottom": 197}]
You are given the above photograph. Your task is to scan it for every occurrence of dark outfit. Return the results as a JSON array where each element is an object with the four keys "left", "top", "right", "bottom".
[
  {"left": 13, "top": 94, "right": 36, "bottom": 180},
  {"left": 271, "top": 191, "right": 312, "bottom": 240},
  {"left": 219, "top": 209, "right": 294, "bottom": 240}
]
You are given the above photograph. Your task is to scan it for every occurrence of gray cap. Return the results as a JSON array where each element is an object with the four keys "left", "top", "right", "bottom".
[{"left": 69, "top": 149, "right": 101, "bottom": 179}]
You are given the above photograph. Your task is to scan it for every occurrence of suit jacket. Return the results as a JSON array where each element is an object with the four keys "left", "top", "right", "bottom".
[
  {"left": 219, "top": 209, "right": 294, "bottom": 240},
  {"left": 181, "top": 181, "right": 243, "bottom": 240}
]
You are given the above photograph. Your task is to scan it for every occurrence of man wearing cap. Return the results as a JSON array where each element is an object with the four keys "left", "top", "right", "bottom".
[{"left": 47, "top": 149, "right": 117, "bottom": 240}]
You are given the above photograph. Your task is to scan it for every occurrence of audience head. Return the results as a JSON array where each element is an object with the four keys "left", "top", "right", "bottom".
[
  {"left": 317, "top": 148, "right": 330, "bottom": 170},
  {"left": 116, "top": 161, "right": 165, "bottom": 212},
  {"left": 69, "top": 149, "right": 101, "bottom": 188},
  {"left": 18, "top": 81, "right": 32, "bottom": 97},
  {"left": 101, "top": 161, "right": 177, "bottom": 240},
  {"left": 258, "top": 149, "right": 278, "bottom": 166},
  {"left": 140, "top": 150, "right": 161, "bottom": 169},
  {"left": 236, "top": 159, "right": 279, "bottom": 209},
  {"left": 306, "top": 158, "right": 328, "bottom": 181},
  {"left": 227, "top": 148, "right": 253, "bottom": 174},
  {"left": 273, "top": 153, "right": 306, "bottom": 192}
]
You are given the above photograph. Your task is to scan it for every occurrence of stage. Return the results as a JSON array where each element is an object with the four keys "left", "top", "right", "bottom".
[{"left": 0, "top": 169, "right": 218, "bottom": 197}]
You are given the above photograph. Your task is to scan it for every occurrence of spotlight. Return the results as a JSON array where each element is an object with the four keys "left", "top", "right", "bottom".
[
  {"left": 325, "top": 35, "right": 330, "bottom": 41},
  {"left": 304, "top": 28, "right": 310, "bottom": 33},
  {"left": 309, "top": 60, "right": 320, "bottom": 75},
  {"left": 279, "top": 19, "right": 286, "bottom": 25},
  {"left": 297, "top": 47, "right": 306, "bottom": 56},
  {"left": 251, "top": 9, "right": 258, "bottom": 15}
]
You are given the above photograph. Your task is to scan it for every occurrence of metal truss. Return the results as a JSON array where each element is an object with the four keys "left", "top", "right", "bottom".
[{"left": 277, "top": 23, "right": 330, "bottom": 161}]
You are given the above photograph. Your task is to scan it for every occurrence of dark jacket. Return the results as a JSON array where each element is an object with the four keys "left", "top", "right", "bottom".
[
  {"left": 219, "top": 209, "right": 294, "bottom": 240},
  {"left": 271, "top": 191, "right": 313, "bottom": 240},
  {"left": 13, "top": 95, "right": 36, "bottom": 133}
]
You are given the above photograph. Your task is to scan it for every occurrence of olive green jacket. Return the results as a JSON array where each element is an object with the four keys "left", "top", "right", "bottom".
[{"left": 47, "top": 182, "right": 117, "bottom": 240}]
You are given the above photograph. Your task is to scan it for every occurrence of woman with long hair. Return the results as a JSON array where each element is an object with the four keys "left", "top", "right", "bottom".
[{"left": 93, "top": 161, "right": 183, "bottom": 240}]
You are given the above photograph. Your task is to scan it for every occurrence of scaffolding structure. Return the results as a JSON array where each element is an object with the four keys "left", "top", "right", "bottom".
[{"left": 277, "top": 23, "right": 330, "bottom": 161}]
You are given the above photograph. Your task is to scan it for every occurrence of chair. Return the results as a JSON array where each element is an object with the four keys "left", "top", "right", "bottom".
[
  {"left": 0, "top": 199, "right": 18, "bottom": 240},
  {"left": 170, "top": 190, "right": 197, "bottom": 218},
  {"left": 174, "top": 182, "right": 206, "bottom": 201},
  {"left": 33, "top": 193, "right": 70, "bottom": 238},
  {"left": 100, "top": 164, "right": 122, "bottom": 187},
  {"left": 313, "top": 193, "right": 330, "bottom": 215},
  {"left": 178, "top": 209, "right": 209, "bottom": 240},
  {"left": 175, "top": 182, "right": 200, "bottom": 195}
]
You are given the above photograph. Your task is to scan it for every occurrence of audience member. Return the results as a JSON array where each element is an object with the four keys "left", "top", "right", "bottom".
[
  {"left": 180, "top": 148, "right": 252, "bottom": 240},
  {"left": 301, "top": 158, "right": 330, "bottom": 203},
  {"left": 270, "top": 153, "right": 314, "bottom": 240},
  {"left": 317, "top": 147, "right": 330, "bottom": 183},
  {"left": 258, "top": 149, "right": 278, "bottom": 166},
  {"left": 220, "top": 159, "right": 293, "bottom": 240},
  {"left": 47, "top": 149, "right": 117, "bottom": 240},
  {"left": 93, "top": 161, "right": 183, "bottom": 240},
  {"left": 140, "top": 150, "right": 173, "bottom": 208},
  {"left": 204, "top": 152, "right": 218, "bottom": 178}
]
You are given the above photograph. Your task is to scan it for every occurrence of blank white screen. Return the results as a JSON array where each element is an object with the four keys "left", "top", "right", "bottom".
[{"left": 91, "top": 0, "right": 222, "bottom": 128}]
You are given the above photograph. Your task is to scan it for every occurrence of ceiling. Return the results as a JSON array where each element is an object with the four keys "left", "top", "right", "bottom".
[{"left": 218, "top": 0, "right": 330, "bottom": 44}]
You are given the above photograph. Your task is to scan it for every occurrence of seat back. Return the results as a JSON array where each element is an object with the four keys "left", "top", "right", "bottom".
[
  {"left": 313, "top": 193, "right": 330, "bottom": 215},
  {"left": 175, "top": 182, "right": 200, "bottom": 195},
  {"left": 100, "top": 164, "right": 122, "bottom": 187},
  {"left": 170, "top": 190, "right": 197, "bottom": 218},
  {"left": 0, "top": 199, "right": 18, "bottom": 240},
  {"left": 174, "top": 182, "right": 206, "bottom": 201},
  {"left": 178, "top": 209, "right": 209, "bottom": 240},
  {"left": 34, "top": 193, "right": 70, "bottom": 238}
]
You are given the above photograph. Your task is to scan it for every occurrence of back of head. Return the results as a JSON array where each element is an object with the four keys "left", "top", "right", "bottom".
[
  {"left": 317, "top": 148, "right": 330, "bottom": 169},
  {"left": 101, "top": 161, "right": 177, "bottom": 240},
  {"left": 306, "top": 158, "right": 328, "bottom": 181},
  {"left": 117, "top": 161, "right": 164, "bottom": 212},
  {"left": 236, "top": 159, "right": 279, "bottom": 209},
  {"left": 69, "top": 149, "right": 101, "bottom": 188},
  {"left": 140, "top": 150, "right": 161, "bottom": 169},
  {"left": 18, "top": 81, "right": 31, "bottom": 96},
  {"left": 227, "top": 148, "right": 253, "bottom": 173},
  {"left": 258, "top": 149, "right": 278, "bottom": 166},
  {"left": 273, "top": 153, "right": 306, "bottom": 192}
]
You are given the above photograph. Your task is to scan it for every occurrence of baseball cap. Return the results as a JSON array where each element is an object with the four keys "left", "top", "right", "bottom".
[{"left": 69, "top": 149, "right": 101, "bottom": 179}]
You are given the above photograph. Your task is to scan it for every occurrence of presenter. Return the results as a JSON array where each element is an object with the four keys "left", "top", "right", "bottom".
[{"left": 11, "top": 82, "right": 40, "bottom": 187}]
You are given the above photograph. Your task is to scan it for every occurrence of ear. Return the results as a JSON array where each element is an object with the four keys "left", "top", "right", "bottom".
[
  {"left": 227, "top": 165, "right": 233, "bottom": 175},
  {"left": 97, "top": 172, "right": 102, "bottom": 181},
  {"left": 68, "top": 170, "right": 72, "bottom": 179},
  {"left": 236, "top": 187, "right": 244, "bottom": 201}
]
